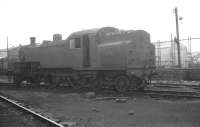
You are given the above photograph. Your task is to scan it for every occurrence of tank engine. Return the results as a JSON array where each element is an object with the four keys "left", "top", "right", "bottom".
[{"left": 14, "top": 27, "right": 155, "bottom": 92}]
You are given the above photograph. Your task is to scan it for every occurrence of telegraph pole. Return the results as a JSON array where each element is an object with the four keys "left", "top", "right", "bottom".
[
  {"left": 174, "top": 7, "right": 181, "bottom": 68},
  {"left": 6, "top": 36, "right": 9, "bottom": 69}
]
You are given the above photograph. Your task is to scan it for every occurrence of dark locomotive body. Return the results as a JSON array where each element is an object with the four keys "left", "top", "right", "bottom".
[{"left": 14, "top": 27, "right": 155, "bottom": 92}]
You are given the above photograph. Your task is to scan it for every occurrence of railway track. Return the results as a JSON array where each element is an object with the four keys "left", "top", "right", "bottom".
[
  {"left": 141, "top": 89, "right": 200, "bottom": 99},
  {"left": 152, "top": 83, "right": 200, "bottom": 88},
  {"left": 1, "top": 81, "right": 200, "bottom": 99},
  {"left": 151, "top": 81, "right": 200, "bottom": 88},
  {"left": 150, "top": 82, "right": 200, "bottom": 93},
  {"left": 94, "top": 88, "right": 200, "bottom": 99},
  {"left": 0, "top": 94, "right": 69, "bottom": 127}
]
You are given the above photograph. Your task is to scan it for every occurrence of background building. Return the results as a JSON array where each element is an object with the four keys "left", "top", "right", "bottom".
[
  {"left": 154, "top": 41, "right": 189, "bottom": 68},
  {"left": 189, "top": 51, "right": 200, "bottom": 68}
]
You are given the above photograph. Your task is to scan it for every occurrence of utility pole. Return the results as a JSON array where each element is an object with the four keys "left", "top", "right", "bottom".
[
  {"left": 6, "top": 36, "right": 9, "bottom": 69},
  {"left": 170, "top": 33, "right": 174, "bottom": 65},
  {"left": 174, "top": 7, "right": 181, "bottom": 68}
]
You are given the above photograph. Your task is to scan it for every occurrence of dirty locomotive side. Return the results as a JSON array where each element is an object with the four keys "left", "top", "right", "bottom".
[{"left": 14, "top": 27, "right": 155, "bottom": 92}]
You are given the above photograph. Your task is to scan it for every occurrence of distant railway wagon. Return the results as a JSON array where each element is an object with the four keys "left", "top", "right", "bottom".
[{"left": 14, "top": 27, "right": 155, "bottom": 92}]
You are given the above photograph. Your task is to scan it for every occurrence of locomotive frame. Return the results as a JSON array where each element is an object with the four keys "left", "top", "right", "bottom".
[{"left": 13, "top": 27, "right": 155, "bottom": 92}]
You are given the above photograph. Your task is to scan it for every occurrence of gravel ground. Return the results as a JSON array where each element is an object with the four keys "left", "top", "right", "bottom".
[
  {"left": 1, "top": 88, "right": 200, "bottom": 127},
  {"left": 0, "top": 100, "right": 48, "bottom": 127}
]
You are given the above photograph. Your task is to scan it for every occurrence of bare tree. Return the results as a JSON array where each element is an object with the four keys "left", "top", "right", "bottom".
[{"left": 191, "top": 53, "right": 200, "bottom": 64}]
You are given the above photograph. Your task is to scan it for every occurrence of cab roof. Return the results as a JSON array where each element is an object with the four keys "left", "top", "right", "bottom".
[{"left": 68, "top": 27, "right": 119, "bottom": 38}]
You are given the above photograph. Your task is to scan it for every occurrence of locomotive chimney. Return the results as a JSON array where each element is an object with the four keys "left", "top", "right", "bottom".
[{"left": 30, "top": 37, "right": 36, "bottom": 46}]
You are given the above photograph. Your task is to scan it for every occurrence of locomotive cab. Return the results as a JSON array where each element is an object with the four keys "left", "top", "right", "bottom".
[{"left": 67, "top": 34, "right": 91, "bottom": 68}]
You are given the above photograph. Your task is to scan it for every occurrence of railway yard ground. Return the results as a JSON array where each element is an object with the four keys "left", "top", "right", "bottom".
[
  {"left": 1, "top": 76, "right": 200, "bottom": 127},
  {"left": 0, "top": 98, "right": 48, "bottom": 127}
]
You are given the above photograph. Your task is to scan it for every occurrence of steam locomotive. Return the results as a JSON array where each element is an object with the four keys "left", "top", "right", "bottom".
[{"left": 13, "top": 27, "right": 155, "bottom": 92}]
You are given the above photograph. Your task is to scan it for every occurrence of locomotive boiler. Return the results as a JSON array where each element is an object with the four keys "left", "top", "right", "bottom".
[{"left": 14, "top": 27, "right": 155, "bottom": 92}]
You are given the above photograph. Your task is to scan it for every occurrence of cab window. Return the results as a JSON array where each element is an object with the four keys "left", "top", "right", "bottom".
[{"left": 69, "top": 38, "right": 81, "bottom": 48}]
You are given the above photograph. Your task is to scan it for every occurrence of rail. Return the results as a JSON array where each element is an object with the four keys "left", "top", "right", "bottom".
[{"left": 0, "top": 94, "right": 65, "bottom": 127}]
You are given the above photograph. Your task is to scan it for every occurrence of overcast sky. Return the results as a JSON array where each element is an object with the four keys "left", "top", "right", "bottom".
[{"left": 0, "top": 0, "right": 200, "bottom": 52}]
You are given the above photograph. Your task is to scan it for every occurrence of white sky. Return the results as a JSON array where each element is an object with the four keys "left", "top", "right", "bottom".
[{"left": 0, "top": 0, "right": 200, "bottom": 52}]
